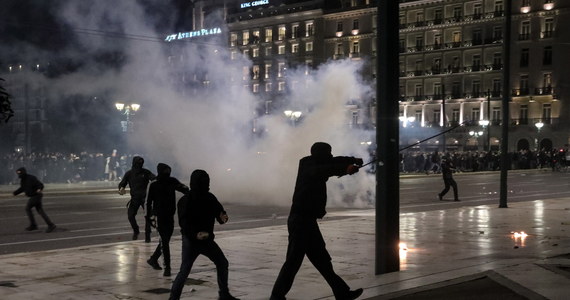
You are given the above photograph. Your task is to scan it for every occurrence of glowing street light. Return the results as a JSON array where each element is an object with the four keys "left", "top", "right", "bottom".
[
  {"left": 115, "top": 102, "right": 141, "bottom": 132},
  {"left": 284, "top": 110, "right": 302, "bottom": 126},
  {"left": 535, "top": 122, "right": 544, "bottom": 151}
]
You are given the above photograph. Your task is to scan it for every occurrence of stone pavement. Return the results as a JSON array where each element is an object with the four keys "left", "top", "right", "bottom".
[{"left": 1, "top": 195, "right": 569, "bottom": 299}]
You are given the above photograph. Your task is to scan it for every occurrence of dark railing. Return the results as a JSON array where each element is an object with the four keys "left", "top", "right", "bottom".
[
  {"left": 398, "top": 10, "right": 504, "bottom": 29},
  {"left": 518, "top": 33, "right": 530, "bottom": 41},
  {"left": 511, "top": 118, "right": 559, "bottom": 126},
  {"left": 542, "top": 31, "right": 554, "bottom": 38},
  {"left": 400, "top": 63, "right": 503, "bottom": 78}
]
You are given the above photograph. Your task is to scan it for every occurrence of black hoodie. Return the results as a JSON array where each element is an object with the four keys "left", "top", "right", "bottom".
[
  {"left": 118, "top": 156, "right": 156, "bottom": 199},
  {"left": 147, "top": 163, "right": 189, "bottom": 217},
  {"left": 13, "top": 167, "right": 44, "bottom": 197},
  {"left": 177, "top": 169, "right": 226, "bottom": 240}
]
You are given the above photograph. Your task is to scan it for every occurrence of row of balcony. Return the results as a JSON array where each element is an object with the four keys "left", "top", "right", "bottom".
[
  {"left": 401, "top": 38, "right": 504, "bottom": 54},
  {"left": 400, "top": 64, "right": 503, "bottom": 78},
  {"left": 401, "top": 118, "right": 559, "bottom": 129},
  {"left": 399, "top": 88, "right": 556, "bottom": 102},
  {"left": 399, "top": 11, "right": 505, "bottom": 30}
]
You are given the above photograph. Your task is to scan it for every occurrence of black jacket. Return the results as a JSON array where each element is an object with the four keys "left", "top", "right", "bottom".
[
  {"left": 441, "top": 161, "right": 455, "bottom": 179},
  {"left": 14, "top": 174, "right": 44, "bottom": 197},
  {"left": 290, "top": 155, "right": 359, "bottom": 218},
  {"left": 147, "top": 164, "right": 189, "bottom": 217},
  {"left": 177, "top": 170, "right": 226, "bottom": 240}
]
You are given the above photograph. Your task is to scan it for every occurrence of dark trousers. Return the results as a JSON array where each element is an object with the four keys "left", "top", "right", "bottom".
[
  {"left": 271, "top": 214, "right": 350, "bottom": 300},
  {"left": 169, "top": 235, "right": 230, "bottom": 300},
  {"left": 127, "top": 197, "right": 151, "bottom": 237},
  {"left": 26, "top": 195, "right": 54, "bottom": 227},
  {"left": 440, "top": 177, "right": 459, "bottom": 200},
  {"left": 150, "top": 217, "right": 174, "bottom": 269}
]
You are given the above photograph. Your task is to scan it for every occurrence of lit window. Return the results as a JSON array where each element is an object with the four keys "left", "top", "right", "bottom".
[
  {"left": 306, "top": 42, "right": 313, "bottom": 52},
  {"left": 253, "top": 84, "right": 259, "bottom": 93},
  {"left": 305, "top": 22, "right": 314, "bottom": 37},
  {"left": 265, "top": 28, "right": 273, "bottom": 42},
  {"left": 278, "top": 62, "right": 286, "bottom": 77},
  {"left": 265, "top": 47, "right": 272, "bottom": 56},
  {"left": 292, "top": 44, "right": 299, "bottom": 53},
  {"left": 292, "top": 24, "right": 299, "bottom": 39},
  {"left": 278, "top": 82, "right": 286, "bottom": 91},
  {"left": 278, "top": 26, "right": 286, "bottom": 40},
  {"left": 253, "top": 48, "right": 259, "bottom": 57},
  {"left": 278, "top": 45, "right": 286, "bottom": 55},
  {"left": 230, "top": 33, "right": 238, "bottom": 47},
  {"left": 265, "top": 64, "right": 271, "bottom": 79},
  {"left": 252, "top": 65, "right": 260, "bottom": 80},
  {"left": 242, "top": 31, "right": 249, "bottom": 45},
  {"left": 265, "top": 82, "right": 272, "bottom": 92}
]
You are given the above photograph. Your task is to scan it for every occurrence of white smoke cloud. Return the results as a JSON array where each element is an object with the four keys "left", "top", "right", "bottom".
[{"left": 52, "top": 1, "right": 376, "bottom": 208}]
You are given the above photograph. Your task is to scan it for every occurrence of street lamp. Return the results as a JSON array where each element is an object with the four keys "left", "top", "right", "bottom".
[
  {"left": 115, "top": 102, "right": 141, "bottom": 132},
  {"left": 469, "top": 130, "right": 484, "bottom": 150},
  {"left": 284, "top": 110, "right": 302, "bottom": 126},
  {"left": 535, "top": 121, "right": 544, "bottom": 151},
  {"left": 479, "top": 119, "right": 490, "bottom": 151}
]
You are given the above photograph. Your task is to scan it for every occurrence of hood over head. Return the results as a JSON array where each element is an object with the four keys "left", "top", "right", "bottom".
[
  {"left": 310, "top": 142, "right": 333, "bottom": 162},
  {"left": 156, "top": 163, "right": 171, "bottom": 179},
  {"left": 190, "top": 169, "right": 210, "bottom": 192},
  {"left": 16, "top": 167, "right": 27, "bottom": 179},
  {"left": 132, "top": 156, "right": 144, "bottom": 169}
]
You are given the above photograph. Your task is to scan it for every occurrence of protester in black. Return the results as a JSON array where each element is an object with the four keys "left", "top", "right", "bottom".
[
  {"left": 146, "top": 163, "right": 189, "bottom": 276},
  {"left": 118, "top": 156, "right": 156, "bottom": 241},
  {"left": 13, "top": 167, "right": 56, "bottom": 233},
  {"left": 270, "top": 142, "right": 364, "bottom": 300},
  {"left": 169, "top": 169, "right": 239, "bottom": 300},
  {"left": 438, "top": 157, "right": 459, "bottom": 201}
]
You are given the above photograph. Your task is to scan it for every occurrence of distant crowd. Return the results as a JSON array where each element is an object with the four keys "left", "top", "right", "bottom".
[
  {"left": 398, "top": 148, "right": 569, "bottom": 174},
  {"left": 0, "top": 150, "right": 139, "bottom": 185},
  {"left": 1, "top": 148, "right": 568, "bottom": 185}
]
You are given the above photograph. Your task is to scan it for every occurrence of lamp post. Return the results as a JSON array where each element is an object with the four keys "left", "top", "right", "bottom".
[
  {"left": 115, "top": 102, "right": 140, "bottom": 132},
  {"left": 284, "top": 110, "right": 302, "bottom": 126},
  {"left": 479, "top": 119, "right": 490, "bottom": 151},
  {"left": 469, "top": 130, "right": 484, "bottom": 150},
  {"left": 535, "top": 121, "right": 544, "bottom": 151}
]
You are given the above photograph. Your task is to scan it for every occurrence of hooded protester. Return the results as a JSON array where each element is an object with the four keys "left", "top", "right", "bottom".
[
  {"left": 118, "top": 156, "right": 156, "bottom": 241},
  {"left": 169, "top": 169, "right": 239, "bottom": 300},
  {"left": 438, "top": 157, "right": 459, "bottom": 201},
  {"left": 146, "top": 163, "right": 189, "bottom": 276},
  {"left": 270, "top": 142, "right": 364, "bottom": 300},
  {"left": 13, "top": 167, "right": 56, "bottom": 233}
]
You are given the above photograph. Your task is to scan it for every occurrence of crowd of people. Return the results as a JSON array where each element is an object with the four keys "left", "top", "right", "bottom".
[
  {"left": 1, "top": 147, "right": 568, "bottom": 186},
  {"left": 398, "top": 148, "right": 569, "bottom": 174},
  {"left": 0, "top": 150, "right": 139, "bottom": 185}
]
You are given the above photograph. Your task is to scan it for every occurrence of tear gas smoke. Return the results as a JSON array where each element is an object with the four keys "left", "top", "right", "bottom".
[{"left": 15, "top": 1, "right": 377, "bottom": 207}]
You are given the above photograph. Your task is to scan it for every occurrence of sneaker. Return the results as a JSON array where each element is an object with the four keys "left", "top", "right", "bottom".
[
  {"left": 163, "top": 268, "right": 171, "bottom": 276},
  {"left": 454, "top": 199, "right": 460, "bottom": 201},
  {"left": 132, "top": 232, "right": 139, "bottom": 240},
  {"left": 147, "top": 258, "right": 162, "bottom": 270},
  {"left": 438, "top": 194, "right": 443, "bottom": 201},
  {"left": 344, "top": 288, "right": 363, "bottom": 300},
  {"left": 46, "top": 224, "right": 56, "bottom": 233},
  {"left": 25, "top": 225, "right": 38, "bottom": 231},
  {"left": 145, "top": 237, "right": 151, "bottom": 243}
]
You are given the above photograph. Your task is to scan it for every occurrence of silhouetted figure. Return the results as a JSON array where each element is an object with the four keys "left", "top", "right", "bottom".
[
  {"left": 169, "top": 169, "right": 239, "bottom": 300},
  {"left": 118, "top": 156, "right": 156, "bottom": 241},
  {"left": 13, "top": 167, "right": 56, "bottom": 233},
  {"left": 270, "top": 142, "right": 364, "bottom": 300},
  {"left": 146, "top": 163, "right": 189, "bottom": 276},
  {"left": 438, "top": 157, "right": 459, "bottom": 201}
]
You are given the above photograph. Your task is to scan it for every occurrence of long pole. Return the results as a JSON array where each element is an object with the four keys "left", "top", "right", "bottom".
[
  {"left": 499, "top": 0, "right": 512, "bottom": 208},
  {"left": 487, "top": 89, "right": 491, "bottom": 151},
  {"left": 376, "top": 0, "right": 400, "bottom": 275}
]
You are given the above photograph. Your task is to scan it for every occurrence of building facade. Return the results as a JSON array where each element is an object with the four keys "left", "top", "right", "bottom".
[{"left": 196, "top": 0, "right": 569, "bottom": 152}]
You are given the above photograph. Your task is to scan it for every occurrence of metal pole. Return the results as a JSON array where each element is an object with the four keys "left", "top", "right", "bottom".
[
  {"left": 499, "top": 0, "right": 512, "bottom": 208},
  {"left": 487, "top": 89, "right": 491, "bottom": 151},
  {"left": 376, "top": 0, "right": 400, "bottom": 275},
  {"left": 442, "top": 84, "right": 446, "bottom": 153},
  {"left": 24, "top": 83, "right": 30, "bottom": 156}
]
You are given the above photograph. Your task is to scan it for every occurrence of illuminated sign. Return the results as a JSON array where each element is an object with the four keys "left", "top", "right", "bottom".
[
  {"left": 165, "top": 28, "right": 222, "bottom": 42},
  {"left": 240, "top": 0, "right": 269, "bottom": 9}
]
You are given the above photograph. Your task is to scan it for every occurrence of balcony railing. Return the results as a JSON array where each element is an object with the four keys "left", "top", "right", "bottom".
[
  {"left": 518, "top": 33, "right": 531, "bottom": 41},
  {"left": 399, "top": 10, "right": 504, "bottom": 29},
  {"left": 541, "top": 31, "right": 554, "bottom": 38},
  {"left": 400, "top": 64, "right": 503, "bottom": 78}
]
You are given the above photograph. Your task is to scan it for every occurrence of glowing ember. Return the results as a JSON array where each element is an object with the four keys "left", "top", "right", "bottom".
[
  {"left": 399, "top": 242, "right": 408, "bottom": 251},
  {"left": 512, "top": 231, "right": 528, "bottom": 238}
]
